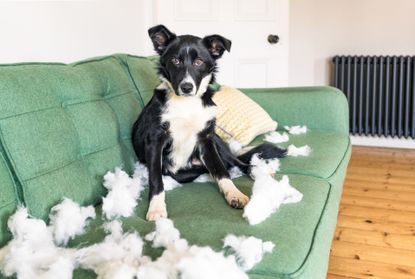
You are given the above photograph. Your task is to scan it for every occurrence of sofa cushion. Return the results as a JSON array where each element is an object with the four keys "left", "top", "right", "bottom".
[
  {"left": 67, "top": 173, "right": 330, "bottom": 278},
  {"left": 0, "top": 150, "right": 18, "bottom": 246},
  {"left": 123, "top": 55, "right": 161, "bottom": 106},
  {"left": 0, "top": 55, "right": 142, "bottom": 219},
  {"left": 251, "top": 130, "right": 350, "bottom": 179}
]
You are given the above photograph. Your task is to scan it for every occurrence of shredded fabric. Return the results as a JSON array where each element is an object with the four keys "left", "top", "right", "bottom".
[
  {"left": 102, "top": 168, "right": 144, "bottom": 219},
  {"left": 0, "top": 208, "right": 76, "bottom": 279},
  {"left": 75, "top": 220, "right": 144, "bottom": 279},
  {"left": 223, "top": 234, "right": 275, "bottom": 271},
  {"left": 264, "top": 131, "right": 289, "bottom": 144},
  {"left": 243, "top": 155, "right": 303, "bottom": 225},
  {"left": 287, "top": 144, "right": 311, "bottom": 157},
  {"left": 133, "top": 162, "right": 182, "bottom": 191},
  {"left": 284, "top": 125, "right": 308, "bottom": 135},
  {"left": 49, "top": 198, "right": 96, "bottom": 246}
]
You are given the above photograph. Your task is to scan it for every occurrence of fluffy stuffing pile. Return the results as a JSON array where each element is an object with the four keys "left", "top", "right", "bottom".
[
  {"left": 0, "top": 210, "right": 271, "bottom": 279},
  {"left": 243, "top": 154, "right": 303, "bottom": 225},
  {"left": 0, "top": 124, "right": 311, "bottom": 279},
  {"left": 223, "top": 234, "right": 275, "bottom": 271}
]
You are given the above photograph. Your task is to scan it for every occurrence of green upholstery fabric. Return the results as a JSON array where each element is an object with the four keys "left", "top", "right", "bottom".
[
  {"left": 241, "top": 87, "right": 349, "bottom": 134},
  {"left": 251, "top": 131, "right": 350, "bottom": 179},
  {"left": 0, "top": 54, "right": 351, "bottom": 279},
  {"left": 0, "top": 151, "right": 18, "bottom": 247},
  {"left": 0, "top": 56, "right": 141, "bottom": 219},
  {"left": 66, "top": 173, "right": 330, "bottom": 277},
  {"left": 123, "top": 55, "right": 161, "bottom": 106}
]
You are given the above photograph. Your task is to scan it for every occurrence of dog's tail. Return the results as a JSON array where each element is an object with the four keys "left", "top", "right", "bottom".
[
  {"left": 213, "top": 135, "right": 286, "bottom": 175},
  {"left": 236, "top": 143, "right": 287, "bottom": 173}
]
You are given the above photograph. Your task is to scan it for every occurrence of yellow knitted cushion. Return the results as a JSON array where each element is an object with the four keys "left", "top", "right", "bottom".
[{"left": 213, "top": 85, "right": 277, "bottom": 145}]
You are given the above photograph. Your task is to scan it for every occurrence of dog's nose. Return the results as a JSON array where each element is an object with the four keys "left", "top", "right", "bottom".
[{"left": 180, "top": 82, "right": 194, "bottom": 94}]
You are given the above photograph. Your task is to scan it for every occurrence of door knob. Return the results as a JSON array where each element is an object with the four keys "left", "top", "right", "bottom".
[{"left": 267, "top": 34, "right": 279, "bottom": 44}]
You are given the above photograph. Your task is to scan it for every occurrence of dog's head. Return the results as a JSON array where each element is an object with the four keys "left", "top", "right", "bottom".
[{"left": 148, "top": 25, "right": 231, "bottom": 97}]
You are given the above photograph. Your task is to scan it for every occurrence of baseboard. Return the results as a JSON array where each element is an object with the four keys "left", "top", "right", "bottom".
[{"left": 350, "top": 135, "right": 415, "bottom": 149}]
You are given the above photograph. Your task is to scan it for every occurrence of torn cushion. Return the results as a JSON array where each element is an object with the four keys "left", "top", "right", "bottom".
[{"left": 213, "top": 86, "right": 278, "bottom": 145}]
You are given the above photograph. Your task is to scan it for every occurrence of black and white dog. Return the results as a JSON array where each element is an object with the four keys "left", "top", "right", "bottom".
[{"left": 132, "top": 25, "right": 286, "bottom": 221}]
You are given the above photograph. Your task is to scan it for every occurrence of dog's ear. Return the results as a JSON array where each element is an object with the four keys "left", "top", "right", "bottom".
[
  {"left": 148, "top": 25, "right": 177, "bottom": 55},
  {"left": 202, "top": 35, "right": 232, "bottom": 59}
]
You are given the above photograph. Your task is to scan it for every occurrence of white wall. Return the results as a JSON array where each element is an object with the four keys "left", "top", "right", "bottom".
[
  {"left": 289, "top": 0, "right": 415, "bottom": 86},
  {"left": 0, "top": 0, "right": 154, "bottom": 63}
]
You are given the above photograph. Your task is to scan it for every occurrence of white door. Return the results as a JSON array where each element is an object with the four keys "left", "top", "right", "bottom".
[{"left": 152, "top": 0, "right": 289, "bottom": 88}]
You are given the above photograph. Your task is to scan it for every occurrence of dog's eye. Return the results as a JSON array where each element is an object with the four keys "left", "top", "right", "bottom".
[
  {"left": 193, "top": 58, "right": 204, "bottom": 67},
  {"left": 171, "top": 57, "right": 181, "bottom": 65}
]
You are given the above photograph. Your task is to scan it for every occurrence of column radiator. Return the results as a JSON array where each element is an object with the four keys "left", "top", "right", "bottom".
[{"left": 333, "top": 56, "right": 415, "bottom": 139}]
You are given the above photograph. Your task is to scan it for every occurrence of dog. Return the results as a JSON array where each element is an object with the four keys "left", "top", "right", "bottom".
[{"left": 132, "top": 25, "right": 286, "bottom": 221}]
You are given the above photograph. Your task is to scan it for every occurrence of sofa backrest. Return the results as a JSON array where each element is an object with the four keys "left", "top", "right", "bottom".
[{"left": 0, "top": 55, "right": 160, "bottom": 231}]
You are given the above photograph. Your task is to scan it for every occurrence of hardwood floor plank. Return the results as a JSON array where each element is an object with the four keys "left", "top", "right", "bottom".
[
  {"left": 330, "top": 241, "right": 415, "bottom": 269},
  {"left": 328, "top": 256, "right": 415, "bottom": 279},
  {"left": 341, "top": 196, "right": 415, "bottom": 213},
  {"left": 328, "top": 146, "right": 415, "bottom": 278},
  {"left": 336, "top": 214, "right": 415, "bottom": 235},
  {"left": 334, "top": 227, "right": 415, "bottom": 250}
]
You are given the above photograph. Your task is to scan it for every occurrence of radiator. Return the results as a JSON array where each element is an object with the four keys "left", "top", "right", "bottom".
[{"left": 332, "top": 56, "right": 415, "bottom": 139}]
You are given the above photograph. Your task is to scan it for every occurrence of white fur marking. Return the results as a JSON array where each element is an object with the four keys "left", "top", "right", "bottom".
[
  {"left": 178, "top": 71, "right": 196, "bottom": 96},
  {"left": 196, "top": 73, "right": 212, "bottom": 97},
  {"left": 162, "top": 95, "right": 216, "bottom": 173}
]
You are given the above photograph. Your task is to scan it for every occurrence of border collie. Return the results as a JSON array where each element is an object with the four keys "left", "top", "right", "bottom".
[{"left": 132, "top": 25, "right": 286, "bottom": 221}]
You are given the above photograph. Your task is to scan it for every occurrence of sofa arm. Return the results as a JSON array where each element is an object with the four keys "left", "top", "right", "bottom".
[{"left": 239, "top": 86, "right": 349, "bottom": 134}]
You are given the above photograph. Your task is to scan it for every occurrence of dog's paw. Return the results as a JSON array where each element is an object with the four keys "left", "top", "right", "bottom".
[
  {"left": 225, "top": 190, "right": 249, "bottom": 209},
  {"left": 146, "top": 192, "right": 167, "bottom": 221},
  {"left": 146, "top": 208, "right": 168, "bottom": 221}
]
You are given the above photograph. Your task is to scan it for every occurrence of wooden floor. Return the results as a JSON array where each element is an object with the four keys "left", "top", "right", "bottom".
[{"left": 327, "top": 146, "right": 415, "bottom": 279}]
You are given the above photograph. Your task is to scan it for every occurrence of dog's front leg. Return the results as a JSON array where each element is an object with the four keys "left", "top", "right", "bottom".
[
  {"left": 199, "top": 137, "right": 249, "bottom": 209},
  {"left": 145, "top": 136, "right": 168, "bottom": 221}
]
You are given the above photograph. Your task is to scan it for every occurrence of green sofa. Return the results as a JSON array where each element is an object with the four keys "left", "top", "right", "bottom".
[{"left": 0, "top": 54, "right": 351, "bottom": 279}]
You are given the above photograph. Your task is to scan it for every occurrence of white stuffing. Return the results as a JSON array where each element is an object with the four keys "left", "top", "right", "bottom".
[
  {"left": 243, "top": 155, "right": 303, "bottom": 225},
  {"left": 264, "top": 131, "right": 289, "bottom": 143},
  {"left": 0, "top": 208, "right": 76, "bottom": 279},
  {"left": 227, "top": 138, "right": 243, "bottom": 154},
  {"left": 177, "top": 245, "right": 248, "bottom": 279},
  {"left": 287, "top": 144, "right": 311, "bottom": 157},
  {"left": 102, "top": 168, "right": 144, "bottom": 219},
  {"left": 284, "top": 125, "right": 308, "bottom": 135},
  {"left": 194, "top": 166, "right": 243, "bottom": 183},
  {"left": 193, "top": 173, "right": 214, "bottom": 183},
  {"left": 223, "top": 234, "right": 275, "bottom": 271},
  {"left": 49, "top": 198, "right": 96, "bottom": 246},
  {"left": 144, "top": 218, "right": 181, "bottom": 248},
  {"left": 140, "top": 218, "right": 247, "bottom": 279},
  {"left": 133, "top": 162, "right": 182, "bottom": 191},
  {"left": 75, "top": 220, "right": 144, "bottom": 279}
]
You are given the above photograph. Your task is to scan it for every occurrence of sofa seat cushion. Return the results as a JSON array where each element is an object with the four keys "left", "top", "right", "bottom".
[
  {"left": 0, "top": 55, "right": 142, "bottom": 219},
  {"left": 251, "top": 130, "right": 350, "bottom": 179},
  {"left": 68, "top": 173, "right": 330, "bottom": 278}
]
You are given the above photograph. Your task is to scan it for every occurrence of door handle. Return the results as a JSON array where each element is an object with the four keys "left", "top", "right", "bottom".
[{"left": 267, "top": 34, "right": 279, "bottom": 44}]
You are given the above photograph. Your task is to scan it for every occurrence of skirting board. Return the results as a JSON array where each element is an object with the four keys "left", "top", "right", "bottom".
[{"left": 351, "top": 135, "right": 415, "bottom": 149}]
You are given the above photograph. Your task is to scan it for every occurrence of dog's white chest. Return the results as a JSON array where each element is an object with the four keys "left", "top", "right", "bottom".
[{"left": 162, "top": 96, "right": 217, "bottom": 172}]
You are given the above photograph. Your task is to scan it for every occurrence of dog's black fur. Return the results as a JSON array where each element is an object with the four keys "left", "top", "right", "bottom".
[{"left": 132, "top": 25, "right": 286, "bottom": 218}]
